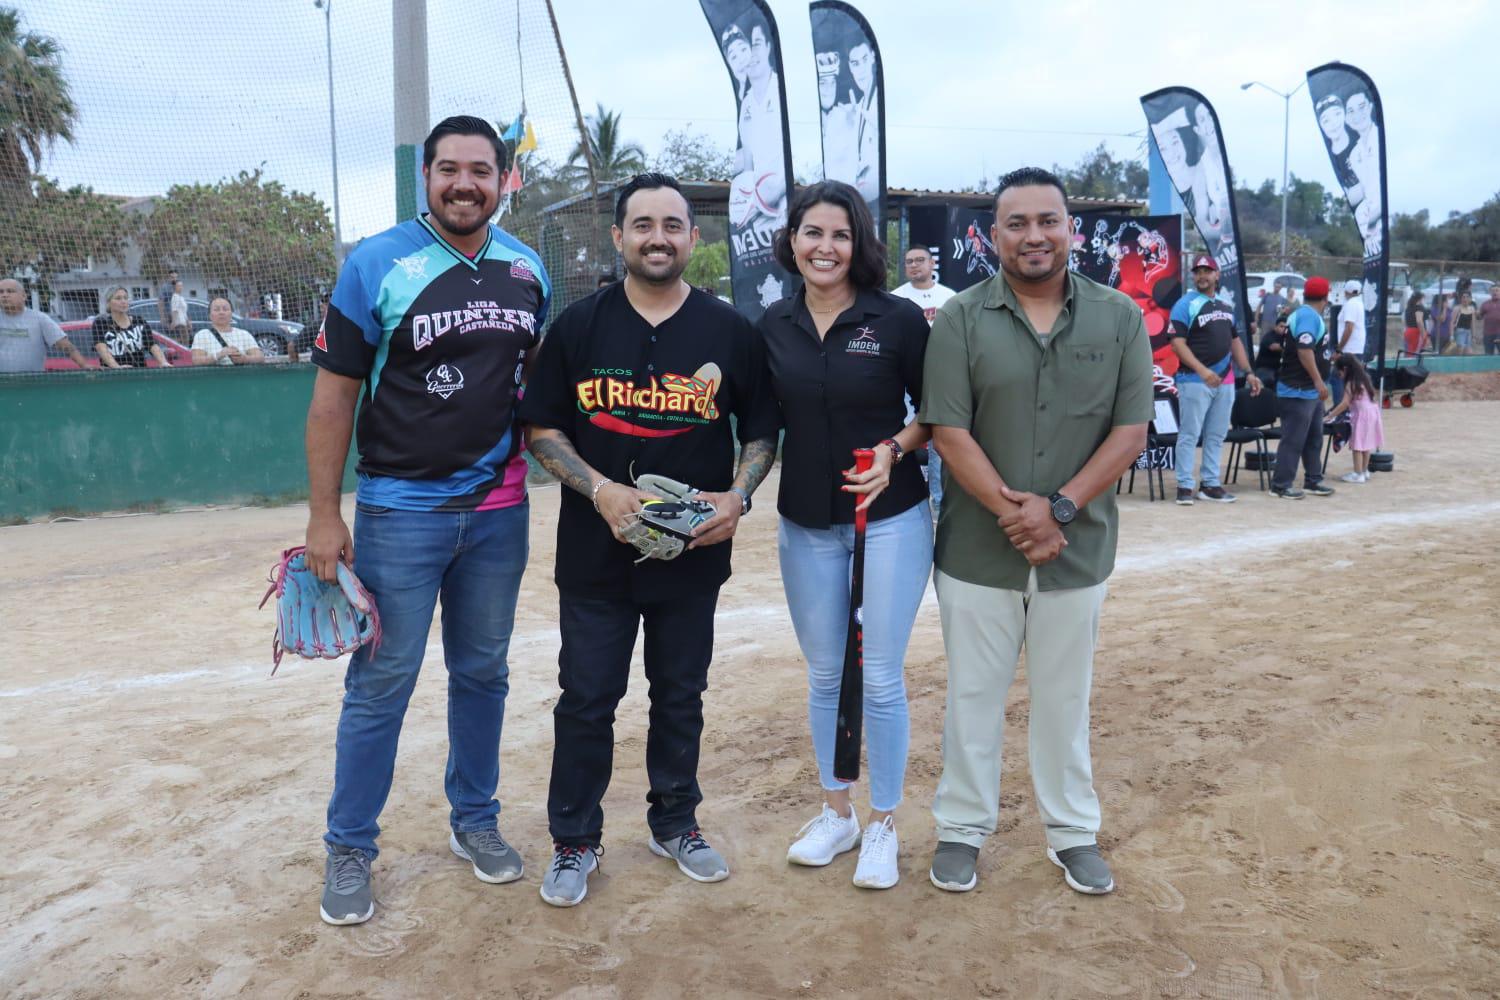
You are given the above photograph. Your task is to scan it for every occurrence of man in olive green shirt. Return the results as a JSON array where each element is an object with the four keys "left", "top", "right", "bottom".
[{"left": 919, "top": 168, "right": 1152, "bottom": 896}]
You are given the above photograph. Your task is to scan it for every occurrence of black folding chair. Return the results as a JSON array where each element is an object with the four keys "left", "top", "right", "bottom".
[
  {"left": 1225, "top": 387, "right": 1279, "bottom": 491},
  {"left": 1124, "top": 392, "right": 1179, "bottom": 501}
]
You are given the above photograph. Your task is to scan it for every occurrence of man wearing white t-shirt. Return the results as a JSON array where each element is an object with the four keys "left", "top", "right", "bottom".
[
  {"left": 191, "top": 297, "right": 265, "bottom": 366},
  {"left": 1337, "top": 280, "right": 1367, "bottom": 360},
  {"left": 891, "top": 246, "right": 956, "bottom": 517}
]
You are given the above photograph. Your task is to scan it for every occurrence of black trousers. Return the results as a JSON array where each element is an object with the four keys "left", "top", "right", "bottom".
[
  {"left": 1272, "top": 395, "right": 1326, "bottom": 490},
  {"left": 547, "top": 586, "right": 720, "bottom": 847}
]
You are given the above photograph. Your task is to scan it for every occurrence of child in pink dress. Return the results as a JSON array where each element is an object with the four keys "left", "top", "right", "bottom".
[{"left": 1326, "top": 355, "right": 1384, "bottom": 482}]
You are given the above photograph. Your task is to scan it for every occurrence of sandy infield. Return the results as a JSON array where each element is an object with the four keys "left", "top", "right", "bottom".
[{"left": 3, "top": 401, "right": 1498, "bottom": 998}]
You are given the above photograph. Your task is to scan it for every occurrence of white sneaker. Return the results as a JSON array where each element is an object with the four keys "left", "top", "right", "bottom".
[
  {"left": 1340, "top": 471, "right": 1363, "bottom": 483},
  {"left": 852, "top": 816, "right": 899, "bottom": 889},
  {"left": 787, "top": 804, "right": 861, "bottom": 867},
  {"left": 1360, "top": 472, "right": 1371, "bottom": 483}
]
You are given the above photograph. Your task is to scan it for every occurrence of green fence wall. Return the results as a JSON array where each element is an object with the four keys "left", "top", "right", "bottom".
[{"left": 0, "top": 364, "right": 355, "bottom": 518}]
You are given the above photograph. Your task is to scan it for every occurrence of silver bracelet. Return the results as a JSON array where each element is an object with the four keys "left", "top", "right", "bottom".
[{"left": 590, "top": 478, "right": 613, "bottom": 512}]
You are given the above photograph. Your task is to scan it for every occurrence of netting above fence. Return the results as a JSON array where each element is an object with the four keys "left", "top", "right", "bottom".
[{"left": 5, "top": 0, "right": 603, "bottom": 375}]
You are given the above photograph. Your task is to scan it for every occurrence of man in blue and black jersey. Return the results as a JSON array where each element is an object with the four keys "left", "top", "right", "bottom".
[
  {"left": 1169, "top": 255, "right": 1262, "bottom": 505},
  {"left": 1272, "top": 276, "right": 1336, "bottom": 500},
  {"left": 304, "top": 116, "right": 549, "bottom": 926}
]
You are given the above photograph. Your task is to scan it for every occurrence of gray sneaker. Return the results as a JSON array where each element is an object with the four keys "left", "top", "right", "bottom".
[
  {"left": 539, "top": 844, "right": 600, "bottom": 907},
  {"left": 320, "top": 846, "right": 374, "bottom": 925},
  {"left": 648, "top": 828, "right": 729, "bottom": 883},
  {"left": 1047, "top": 844, "right": 1115, "bottom": 894},
  {"left": 450, "top": 828, "right": 524, "bottom": 884},
  {"left": 929, "top": 841, "right": 979, "bottom": 892}
]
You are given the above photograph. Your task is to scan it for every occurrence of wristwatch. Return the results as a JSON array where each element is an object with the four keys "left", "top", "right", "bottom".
[
  {"left": 1048, "top": 492, "right": 1077, "bottom": 525},
  {"left": 730, "top": 486, "right": 752, "bottom": 515}
]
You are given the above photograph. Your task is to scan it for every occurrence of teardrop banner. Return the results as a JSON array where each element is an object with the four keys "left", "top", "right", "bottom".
[
  {"left": 1306, "top": 62, "right": 1389, "bottom": 365},
  {"left": 699, "top": 0, "right": 798, "bottom": 320},
  {"left": 810, "top": 0, "right": 885, "bottom": 229},
  {"left": 1140, "top": 87, "right": 1252, "bottom": 354}
]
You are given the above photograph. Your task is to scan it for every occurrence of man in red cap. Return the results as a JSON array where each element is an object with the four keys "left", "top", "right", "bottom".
[
  {"left": 1271, "top": 276, "right": 1336, "bottom": 499},
  {"left": 1168, "top": 255, "right": 1262, "bottom": 504}
]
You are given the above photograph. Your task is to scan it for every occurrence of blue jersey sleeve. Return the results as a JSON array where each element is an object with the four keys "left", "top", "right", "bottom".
[
  {"left": 1168, "top": 295, "right": 1194, "bottom": 338},
  {"left": 314, "top": 251, "right": 384, "bottom": 377}
]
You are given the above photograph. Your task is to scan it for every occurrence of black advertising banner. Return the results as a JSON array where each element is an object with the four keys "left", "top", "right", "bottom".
[
  {"left": 1140, "top": 88, "right": 1251, "bottom": 347},
  {"left": 1070, "top": 212, "right": 1184, "bottom": 384},
  {"left": 1307, "top": 62, "right": 1388, "bottom": 362},
  {"left": 699, "top": 0, "right": 797, "bottom": 321},
  {"left": 810, "top": 1, "right": 884, "bottom": 228},
  {"left": 905, "top": 205, "right": 947, "bottom": 286},
  {"left": 942, "top": 206, "right": 997, "bottom": 293}
]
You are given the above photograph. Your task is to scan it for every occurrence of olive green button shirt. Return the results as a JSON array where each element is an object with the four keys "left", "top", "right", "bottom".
[{"left": 919, "top": 270, "right": 1154, "bottom": 592}]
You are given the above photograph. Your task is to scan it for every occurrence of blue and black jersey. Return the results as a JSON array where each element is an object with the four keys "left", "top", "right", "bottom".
[
  {"left": 1169, "top": 291, "right": 1237, "bottom": 382},
  {"left": 1277, "top": 304, "right": 1331, "bottom": 399},
  {"left": 314, "top": 215, "right": 550, "bottom": 511}
]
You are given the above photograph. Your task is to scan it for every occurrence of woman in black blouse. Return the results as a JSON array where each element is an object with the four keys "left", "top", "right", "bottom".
[
  {"left": 93, "top": 286, "right": 170, "bottom": 368},
  {"left": 757, "top": 181, "right": 931, "bottom": 890}
]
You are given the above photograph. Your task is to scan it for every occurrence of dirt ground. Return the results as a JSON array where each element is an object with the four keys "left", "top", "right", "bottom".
[{"left": 3, "top": 401, "right": 1499, "bottom": 999}]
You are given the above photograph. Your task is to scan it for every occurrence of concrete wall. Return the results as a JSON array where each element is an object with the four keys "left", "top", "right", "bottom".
[{"left": 0, "top": 363, "right": 354, "bottom": 518}]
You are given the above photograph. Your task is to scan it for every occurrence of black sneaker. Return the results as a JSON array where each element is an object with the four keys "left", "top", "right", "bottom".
[
  {"left": 1196, "top": 485, "right": 1237, "bottom": 503},
  {"left": 1174, "top": 488, "right": 1194, "bottom": 505},
  {"left": 1303, "top": 483, "right": 1336, "bottom": 497},
  {"left": 1271, "top": 486, "right": 1305, "bottom": 499}
]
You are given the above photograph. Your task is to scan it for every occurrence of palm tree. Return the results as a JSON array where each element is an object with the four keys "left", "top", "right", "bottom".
[
  {"left": 566, "top": 103, "right": 646, "bottom": 187},
  {"left": 0, "top": 7, "right": 77, "bottom": 195}
]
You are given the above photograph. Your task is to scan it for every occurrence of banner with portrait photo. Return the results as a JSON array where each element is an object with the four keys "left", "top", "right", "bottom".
[
  {"left": 1139, "top": 88, "right": 1251, "bottom": 345},
  {"left": 810, "top": 1, "right": 884, "bottom": 228},
  {"left": 1307, "top": 62, "right": 1389, "bottom": 362},
  {"left": 699, "top": 0, "right": 797, "bottom": 321},
  {"left": 1070, "top": 212, "right": 1184, "bottom": 389}
]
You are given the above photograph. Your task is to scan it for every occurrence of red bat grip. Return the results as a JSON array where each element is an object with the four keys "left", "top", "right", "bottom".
[{"left": 851, "top": 448, "right": 875, "bottom": 531}]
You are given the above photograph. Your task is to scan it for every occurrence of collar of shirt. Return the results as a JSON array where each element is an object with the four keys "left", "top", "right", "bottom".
[
  {"left": 981, "top": 269, "right": 1077, "bottom": 343},
  {"left": 786, "top": 284, "right": 891, "bottom": 340}
]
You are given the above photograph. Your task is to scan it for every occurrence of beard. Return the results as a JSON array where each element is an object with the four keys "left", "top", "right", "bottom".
[
  {"left": 427, "top": 194, "right": 495, "bottom": 238},
  {"left": 625, "top": 246, "right": 688, "bottom": 286}
]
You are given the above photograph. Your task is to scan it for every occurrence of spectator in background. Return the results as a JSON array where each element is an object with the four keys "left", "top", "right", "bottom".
[
  {"left": 1255, "top": 309, "right": 1290, "bottom": 381},
  {"left": 1336, "top": 281, "right": 1367, "bottom": 361},
  {"left": 1428, "top": 294, "right": 1452, "bottom": 354},
  {"left": 1451, "top": 291, "right": 1477, "bottom": 356},
  {"left": 1480, "top": 284, "right": 1500, "bottom": 356},
  {"left": 1402, "top": 290, "right": 1428, "bottom": 354},
  {"left": 157, "top": 270, "right": 178, "bottom": 329},
  {"left": 93, "top": 286, "right": 170, "bottom": 369},
  {"left": 1256, "top": 279, "right": 1287, "bottom": 336},
  {"left": 596, "top": 272, "right": 617, "bottom": 289},
  {"left": 169, "top": 280, "right": 191, "bottom": 343},
  {"left": 0, "top": 278, "right": 90, "bottom": 372},
  {"left": 890, "top": 245, "right": 956, "bottom": 519},
  {"left": 191, "top": 297, "right": 264, "bottom": 365}
]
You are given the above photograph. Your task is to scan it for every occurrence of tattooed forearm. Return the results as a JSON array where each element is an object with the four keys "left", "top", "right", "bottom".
[
  {"left": 526, "top": 429, "right": 603, "bottom": 497},
  {"left": 732, "top": 437, "right": 778, "bottom": 496}
]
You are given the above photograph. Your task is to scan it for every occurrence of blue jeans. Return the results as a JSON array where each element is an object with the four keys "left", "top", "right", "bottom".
[
  {"left": 325, "top": 501, "right": 529, "bottom": 858},
  {"left": 777, "top": 502, "right": 933, "bottom": 812},
  {"left": 926, "top": 447, "right": 944, "bottom": 519},
  {"left": 1174, "top": 378, "right": 1234, "bottom": 490}
]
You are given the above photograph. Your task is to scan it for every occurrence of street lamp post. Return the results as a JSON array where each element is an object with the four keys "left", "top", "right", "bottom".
[
  {"left": 1241, "top": 78, "right": 1306, "bottom": 269},
  {"left": 315, "top": 0, "right": 343, "bottom": 264}
]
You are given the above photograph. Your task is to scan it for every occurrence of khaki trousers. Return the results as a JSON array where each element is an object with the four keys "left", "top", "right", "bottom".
[{"left": 931, "top": 567, "right": 1107, "bottom": 851}]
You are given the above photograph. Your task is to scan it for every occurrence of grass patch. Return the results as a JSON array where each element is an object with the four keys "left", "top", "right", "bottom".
[
  {"left": 1, "top": 513, "right": 31, "bottom": 526},
  {"left": 249, "top": 490, "right": 309, "bottom": 508},
  {"left": 47, "top": 506, "right": 88, "bottom": 520},
  {"left": 125, "top": 499, "right": 169, "bottom": 514}
]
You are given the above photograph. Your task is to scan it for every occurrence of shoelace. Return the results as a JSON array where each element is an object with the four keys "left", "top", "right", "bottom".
[
  {"left": 329, "top": 851, "right": 370, "bottom": 893},
  {"left": 550, "top": 844, "right": 599, "bottom": 873},
  {"left": 795, "top": 807, "right": 852, "bottom": 842},
  {"left": 675, "top": 829, "right": 712, "bottom": 855},
  {"left": 464, "top": 829, "right": 509, "bottom": 855},
  {"left": 860, "top": 817, "right": 896, "bottom": 862}
]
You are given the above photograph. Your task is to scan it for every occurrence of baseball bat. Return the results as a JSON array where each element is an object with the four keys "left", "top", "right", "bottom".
[{"left": 833, "top": 447, "right": 876, "bottom": 783}]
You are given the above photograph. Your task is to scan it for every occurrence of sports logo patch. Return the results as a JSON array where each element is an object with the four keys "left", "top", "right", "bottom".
[
  {"left": 314, "top": 326, "right": 328, "bottom": 352},
  {"left": 425, "top": 363, "right": 464, "bottom": 399},
  {"left": 846, "top": 327, "right": 880, "bottom": 357},
  {"left": 393, "top": 254, "right": 428, "bottom": 281},
  {"left": 509, "top": 258, "right": 537, "bottom": 283}
]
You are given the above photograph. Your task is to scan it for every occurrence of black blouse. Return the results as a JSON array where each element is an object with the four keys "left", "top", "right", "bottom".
[{"left": 757, "top": 287, "right": 929, "bottom": 529}]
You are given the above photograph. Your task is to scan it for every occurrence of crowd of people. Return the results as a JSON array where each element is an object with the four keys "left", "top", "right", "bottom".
[{"left": 1404, "top": 284, "right": 1500, "bottom": 355}]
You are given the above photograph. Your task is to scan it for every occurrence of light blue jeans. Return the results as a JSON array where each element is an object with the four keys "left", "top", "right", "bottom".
[
  {"left": 1174, "top": 377, "right": 1235, "bottom": 491},
  {"left": 777, "top": 502, "right": 933, "bottom": 812},
  {"left": 926, "top": 447, "right": 944, "bottom": 519},
  {"left": 325, "top": 502, "right": 528, "bottom": 858}
]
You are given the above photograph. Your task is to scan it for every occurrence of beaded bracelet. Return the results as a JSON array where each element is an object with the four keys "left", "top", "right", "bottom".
[{"left": 879, "top": 438, "right": 904, "bottom": 464}]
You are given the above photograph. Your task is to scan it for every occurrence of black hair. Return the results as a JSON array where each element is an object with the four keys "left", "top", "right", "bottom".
[
  {"left": 596, "top": 272, "right": 617, "bottom": 287},
  {"left": 423, "top": 115, "right": 507, "bottom": 172},
  {"left": 773, "top": 180, "right": 887, "bottom": 291},
  {"left": 1334, "top": 353, "right": 1376, "bottom": 401},
  {"left": 903, "top": 245, "right": 933, "bottom": 260},
  {"left": 613, "top": 172, "right": 694, "bottom": 229},
  {"left": 993, "top": 167, "right": 1069, "bottom": 214}
]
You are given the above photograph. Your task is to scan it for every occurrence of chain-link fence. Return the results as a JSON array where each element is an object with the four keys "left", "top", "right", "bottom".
[{"left": 4, "top": 0, "right": 603, "bottom": 377}]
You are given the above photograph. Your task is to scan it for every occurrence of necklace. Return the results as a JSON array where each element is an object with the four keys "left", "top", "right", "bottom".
[{"left": 807, "top": 296, "right": 854, "bottom": 315}]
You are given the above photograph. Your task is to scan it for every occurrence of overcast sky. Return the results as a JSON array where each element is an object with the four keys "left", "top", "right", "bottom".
[{"left": 26, "top": 0, "right": 1497, "bottom": 243}]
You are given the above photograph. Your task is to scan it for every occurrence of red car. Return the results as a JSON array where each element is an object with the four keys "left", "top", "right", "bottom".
[{"left": 45, "top": 319, "right": 194, "bottom": 371}]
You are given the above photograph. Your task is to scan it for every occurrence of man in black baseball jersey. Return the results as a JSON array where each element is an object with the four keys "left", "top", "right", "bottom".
[
  {"left": 305, "top": 116, "right": 549, "bottom": 926},
  {"left": 520, "top": 173, "right": 781, "bottom": 907}
]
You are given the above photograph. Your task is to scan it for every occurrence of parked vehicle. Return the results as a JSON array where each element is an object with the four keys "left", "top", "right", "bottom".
[
  {"left": 127, "top": 299, "right": 307, "bottom": 357},
  {"left": 1420, "top": 276, "right": 1493, "bottom": 303},
  {"left": 44, "top": 319, "right": 193, "bottom": 371}
]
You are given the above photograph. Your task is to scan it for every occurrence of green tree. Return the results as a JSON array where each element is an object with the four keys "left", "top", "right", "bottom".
[
  {"left": 682, "top": 240, "right": 728, "bottom": 293},
  {"left": 0, "top": 7, "right": 77, "bottom": 195},
  {"left": 1, "top": 176, "right": 134, "bottom": 278},
  {"left": 139, "top": 169, "right": 334, "bottom": 317},
  {"left": 653, "top": 127, "right": 733, "bottom": 180},
  {"left": 1053, "top": 143, "right": 1149, "bottom": 201},
  {"left": 567, "top": 103, "right": 647, "bottom": 186}
]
